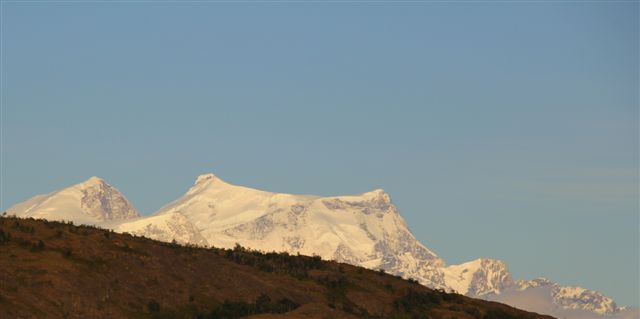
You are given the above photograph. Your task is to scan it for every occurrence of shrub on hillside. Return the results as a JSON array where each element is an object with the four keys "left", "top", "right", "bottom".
[{"left": 393, "top": 289, "right": 443, "bottom": 316}]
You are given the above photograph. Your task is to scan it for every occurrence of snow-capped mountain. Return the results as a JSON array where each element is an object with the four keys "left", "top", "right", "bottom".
[
  {"left": 4, "top": 173, "right": 633, "bottom": 319},
  {"left": 515, "top": 278, "right": 620, "bottom": 315},
  {"left": 150, "top": 173, "right": 447, "bottom": 287},
  {"left": 442, "top": 258, "right": 514, "bottom": 296},
  {"left": 6, "top": 176, "right": 139, "bottom": 224},
  {"left": 441, "top": 261, "right": 634, "bottom": 318},
  {"left": 485, "top": 278, "right": 638, "bottom": 319},
  {"left": 137, "top": 173, "right": 633, "bottom": 318},
  {"left": 114, "top": 212, "right": 208, "bottom": 246}
]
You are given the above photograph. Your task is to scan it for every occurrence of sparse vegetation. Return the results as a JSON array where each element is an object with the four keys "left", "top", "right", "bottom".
[
  {"left": 483, "top": 308, "right": 527, "bottom": 319},
  {"left": 221, "top": 243, "right": 324, "bottom": 279},
  {"left": 12, "top": 221, "right": 35, "bottom": 234},
  {"left": 0, "top": 229, "right": 10, "bottom": 243},
  {"left": 147, "top": 300, "right": 161, "bottom": 313},
  {"left": 30, "top": 240, "right": 45, "bottom": 252},
  {"left": 61, "top": 247, "right": 73, "bottom": 258},
  {"left": 205, "top": 294, "right": 299, "bottom": 318},
  {"left": 393, "top": 289, "right": 443, "bottom": 314},
  {"left": 0, "top": 216, "right": 554, "bottom": 319}
]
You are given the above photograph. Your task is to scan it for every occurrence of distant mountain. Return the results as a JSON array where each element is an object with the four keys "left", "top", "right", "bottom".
[
  {"left": 442, "top": 258, "right": 513, "bottom": 297},
  {"left": 114, "top": 212, "right": 208, "bottom": 246},
  {"left": 148, "top": 173, "right": 446, "bottom": 288},
  {"left": 5, "top": 173, "right": 634, "bottom": 319},
  {"left": 488, "top": 278, "right": 639, "bottom": 319},
  {"left": 6, "top": 176, "right": 139, "bottom": 224},
  {"left": 0, "top": 216, "right": 556, "bottom": 319},
  {"left": 441, "top": 262, "right": 637, "bottom": 319}
]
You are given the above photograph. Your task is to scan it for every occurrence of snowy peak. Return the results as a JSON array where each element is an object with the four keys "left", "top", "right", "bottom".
[
  {"left": 514, "top": 278, "right": 621, "bottom": 315},
  {"left": 82, "top": 176, "right": 106, "bottom": 186},
  {"left": 115, "top": 212, "right": 208, "bottom": 246},
  {"left": 553, "top": 286, "right": 619, "bottom": 315},
  {"left": 152, "top": 175, "right": 446, "bottom": 287},
  {"left": 443, "top": 263, "right": 627, "bottom": 317},
  {"left": 358, "top": 188, "right": 393, "bottom": 210},
  {"left": 443, "top": 258, "right": 514, "bottom": 296},
  {"left": 5, "top": 173, "right": 632, "bottom": 319},
  {"left": 515, "top": 277, "right": 555, "bottom": 290},
  {"left": 194, "top": 173, "right": 216, "bottom": 185},
  {"left": 185, "top": 173, "right": 266, "bottom": 197},
  {"left": 192, "top": 173, "right": 229, "bottom": 188},
  {"left": 188, "top": 173, "right": 220, "bottom": 194},
  {"left": 361, "top": 188, "right": 391, "bottom": 202},
  {"left": 6, "top": 177, "right": 139, "bottom": 224},
  {"left": 74, "top": 177, "right": 140, "bottom": 222},
  {"left": 320, "top": 188, "right": 397, "bottom": 220}
]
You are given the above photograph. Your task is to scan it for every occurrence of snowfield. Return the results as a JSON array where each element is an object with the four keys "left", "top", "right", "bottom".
[{"left": 6, "top": 173, "right": 633, "bottom": 319}]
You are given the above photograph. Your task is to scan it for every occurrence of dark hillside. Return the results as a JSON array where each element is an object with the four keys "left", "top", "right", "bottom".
[{"left": 0, "top": 216, "right": 554, "bottom": 319}]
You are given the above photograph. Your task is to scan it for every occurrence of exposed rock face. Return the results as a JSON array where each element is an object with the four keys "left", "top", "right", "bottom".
[
  {"left": 79, "top": 177, "right": 140, "bottom": 221},
  {"left": 152, "top": 174, "right": 447, "bottom": 287},
  {"left": 512, "top": 278, "right": 621, "bottom": 316},
  {"left": 442, "top": 258, "right": 514, "bottom": 296},
  {"left": 6, "top": 176, "right": 139, "bottom": 224},
  {"left": 551, "top": 286, "right": 619, "bottom": 315},
  {"left": 5, "top": 173, "right": 632, "bottom": 318},
  {"left": 114, "top": 212, "right": 208, "bottom": 246},
  {"left": 442, "top": 263, "right": 627, "bottom": 317}
]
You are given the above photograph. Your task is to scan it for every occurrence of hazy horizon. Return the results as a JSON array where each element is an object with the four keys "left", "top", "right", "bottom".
[{"left": 1, "top": 1, "right": 638, "bottom": 307}]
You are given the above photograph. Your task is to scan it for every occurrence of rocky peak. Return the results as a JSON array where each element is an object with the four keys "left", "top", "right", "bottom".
[
  {"left": 6, "top": 177, "right": 139, "bottom": 224},
  {"left": 443, "top": 258, "right": 514, "bottom": 296},
  {"left": 363, "top": 189, "right": 393, "bottom": 208},
  {"left": 194, "top": 173, "right": 216, "bottom": 185},
  {"left": 75, "top": 177, "right": 140, "bottom": 222},
  {"left": 82, "top": 176, "right": 106, "bottom": 186},
  {"left": 552, "top": 286, "right": 620, "bottom": 315},
  {"left": 187, "top": 173, "right": 238, "bottom": 195},
  {"left": 516, "top": 277, "right": 555, "bottom": 290}
]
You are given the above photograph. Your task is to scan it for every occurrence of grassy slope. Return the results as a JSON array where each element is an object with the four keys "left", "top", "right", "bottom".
[{"left": 0, "top": 216, "right": 554, "bottom": 319}]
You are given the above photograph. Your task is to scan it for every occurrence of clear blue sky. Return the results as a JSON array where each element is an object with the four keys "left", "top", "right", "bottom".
[{"left": 1, "top": 1, "right": 638, "bottom": 307}]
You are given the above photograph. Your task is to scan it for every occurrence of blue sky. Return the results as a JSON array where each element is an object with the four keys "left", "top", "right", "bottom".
[{"left": 1, "top": 1, "right": 638, "bottom": 306}]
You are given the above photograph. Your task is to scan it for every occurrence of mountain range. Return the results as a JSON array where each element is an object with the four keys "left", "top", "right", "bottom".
[
  {"left": 6, "top": 174, "right": 637, "bottom": 319},
  {"left": 0, "top": 215, "right": 558, "bottom": 319}
]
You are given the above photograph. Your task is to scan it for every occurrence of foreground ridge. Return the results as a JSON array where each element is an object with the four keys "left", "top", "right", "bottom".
[
  {"left": 0, "top": 216, "right": 555, "bottom": 319},
  {"left": 5, "top": 173, "right": 636, "bottom": 319}
]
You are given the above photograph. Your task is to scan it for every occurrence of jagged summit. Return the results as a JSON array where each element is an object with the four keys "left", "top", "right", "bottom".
[
  {"left": 516, "top": 277, "right": 555, "bottom": 289},
  {"left": 358, "top": 188, "right": 391, "bottom": 202},
  {"left": 186, "top": 173, "right": 269, "bottom": 197},
  {"left": 82, "top": 176, "right": 105, "bottom": 185},
  {"left": 442, "top": 258, "right": 513, "bottom": 296},
  {"left": 193, "top": 173, "right": 225, "bottom": 186},
  {"left": 192, "top": 173, "right": 390, "bottom": 201},
  {"left": 149, "top": 175, "right": 446, "bottom": 287},
  {"left": 195, "top": 173, "right": 215, "bottom": 184},
  {"left": 6, "top": 177, "right": 139, "bottom": 224},
  {"left": 5, "top": 173, "right": 632, "bottom": 319},
  {"left": 508, "top": 278, "right": 623, "bottom": 316}
]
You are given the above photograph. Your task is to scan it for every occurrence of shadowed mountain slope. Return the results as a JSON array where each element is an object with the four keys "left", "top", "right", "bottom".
[{"left": 0, "top": 216, "right": 554, "bottom": 319}]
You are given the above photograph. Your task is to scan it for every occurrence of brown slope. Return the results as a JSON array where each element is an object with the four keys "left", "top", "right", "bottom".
[{"left": 0, "top": 216, "right": 554, "bottom": 319}]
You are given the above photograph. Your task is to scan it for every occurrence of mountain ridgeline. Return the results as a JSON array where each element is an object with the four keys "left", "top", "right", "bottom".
[
  {"left": 5, "top": 174, "right": 636, "bottom": 319},
  {"left": 0, "top": 216, "right": 554, "bottom": 319}
]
